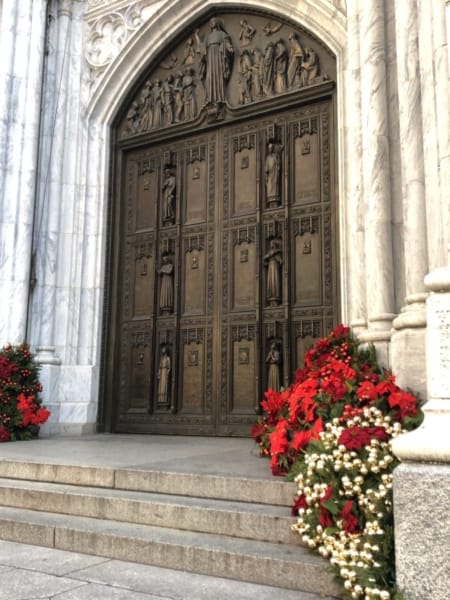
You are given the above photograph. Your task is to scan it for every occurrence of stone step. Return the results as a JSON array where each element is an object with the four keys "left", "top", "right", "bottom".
[
  {"left": 0, "top": 478, "right": 298, "bottom": 545},
  {"left": 0, "top": 506, "right": 341, "bottom": 597},
  {"left": 0, "top": 459, "right": 296, "bottom": 505}
]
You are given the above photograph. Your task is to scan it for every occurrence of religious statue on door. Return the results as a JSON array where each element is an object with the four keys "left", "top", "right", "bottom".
[
  {"left": 157, "top": 345, "right": 171, "bottom": 407},
  {"left": 266, "top": 340, "right": 281, "bottom": 391},
  {"left": 162, "top": 166, "right": 176, "bottom": 225},
  {"left": 264, "top": 238, "right": 282, "bottom": 306},
  {"left": 265, "top": 140, "right": 282, "bottom": 207},
  {"left": 159, "top": 254, "right": 174, "bottom": 314}
]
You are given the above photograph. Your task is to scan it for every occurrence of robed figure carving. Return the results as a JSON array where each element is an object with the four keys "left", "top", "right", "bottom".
[
  {"left": 159, "top": 254, "right": 174, "bottom": 314},
  {"left": 266, "top": 340, "right": 281, "bottom": 391},
  {"left": 264, "top": 239, "right": 282, "bottom": 306},
  {"left": 265, "top": 140, "right": 282, "bottom": 207},
  {"left": 195, "top": 18, "right": 234, "bottom": 106},
  {"left": 162, "top": 167, "right": 176, "bottom": 225},
  {"left": 157, "top": 345, "right": 171, "bottom": 407}
]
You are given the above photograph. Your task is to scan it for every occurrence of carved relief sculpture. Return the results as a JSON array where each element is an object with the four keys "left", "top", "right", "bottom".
[
  {"left": 266, "top": 340, "right": 281, "bottom": 391},
  {"left": 182, "top": 68, "right": 197, "bottom": 120},
  {"left": 157, "top": 344, "right": 171, "bottom": 406},
  {"left": 195, "top": 18, "right": 234, "bottom": 106},
  {"left": 159, "top": 254, "right": 174, "bottom": 314},
  {"left": 239, "top": 19, "right": 256, "bottom": 47},
  {"left": 274, "top": 38, "right": 288, "bottom": 93},
  {"left": 265, "top": 140, "right": 282, "bottom": 206},
  {"left": 151, "top": 79, "right": 163, "bottom": 128},
  {"left": 301, "top": 48, "right": 320, "bottom": 86},
  {"left": 183, "top": 36, "right": 196, "bottom": 65},
  {"left": 119, "top": 15, "right": 330, "bottom": 138},
  {"left": 238, "top": 49, "right": 253, "bottom": 104},
  {"left": 287, "top": 31, "right": 304, "bottom": 87},
  {"left": 173, "top": 72, "right": 184, "bottom": 122},
  {"left": 264, "top": 239, "right": 283, "bottom": 306},
  {"left": 161, "top": 75, "right": 174, "bottom": 126},
  {"left": 162, "top": 166, "right": 176, "bottom": 224},
  {"left": 251, "top": 48, "right": 263, "bottom": 98},
  {"left": 138, "top": 80, "right": 153, "bottom": 130},
  {"left": 126, "top": 101, "right": 140, "bottom": 133},
  {"left": 262, "top": 41, "right": 275, "bottom": 96}
]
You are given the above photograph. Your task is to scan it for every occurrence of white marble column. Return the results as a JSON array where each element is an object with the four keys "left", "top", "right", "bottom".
[
  {"left": 358, "top": 0, "right": 396, "bottom": 358},
  {"left": 32, "top": 0, "right": 73, "bottom": 367},
  {"left": 0, "top": 0, "right": 47, "bottom": 344},
  {"left": 391, "top": 0, "right": 428, "bottom": 397},
  {"left": 343, "top": 0, "right": 367, "bottom": 334}
]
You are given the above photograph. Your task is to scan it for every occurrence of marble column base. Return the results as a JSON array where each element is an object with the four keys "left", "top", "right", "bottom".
[
  {"left": 390, "top": 326, "right": 427, "bottom": 400},
  {"left": 393, "top": 462, "right": 450, "bottom": 600},
  {"left": 38, "top": 365, "right": 99, "bottom": 437}
]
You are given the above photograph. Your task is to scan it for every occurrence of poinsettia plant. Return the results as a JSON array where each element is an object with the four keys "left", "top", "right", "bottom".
[
  {"left": 0, "top": 343, "right": 50, "bottom": 441},
  {"left": 251, "top": 325, "right": 423, "bottom": 600}
]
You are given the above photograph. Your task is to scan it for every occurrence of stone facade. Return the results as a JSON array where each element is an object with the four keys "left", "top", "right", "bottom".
[{"left": 1, "top": 0, "right": 449, "bottom": 596}]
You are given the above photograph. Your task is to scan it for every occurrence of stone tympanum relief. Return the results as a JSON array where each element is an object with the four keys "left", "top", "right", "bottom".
[{"left": 120, "top": 13, "right": 332, "bottom": 137}]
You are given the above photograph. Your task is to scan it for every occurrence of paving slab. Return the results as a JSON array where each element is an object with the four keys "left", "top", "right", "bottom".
[{"left": 0, "top": 541, "right": 337, "bottom": 600}]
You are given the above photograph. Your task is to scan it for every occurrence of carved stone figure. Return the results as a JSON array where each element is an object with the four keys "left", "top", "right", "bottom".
[
  {"left": 266, "top": 340, "right": 281, "bottom": 391},
  {"left": 161, "top": 75, "right": 174, "bottom": 126},
  {"left": 126, "top": 101, "right": 140, "bottom": 134},
  {"left": 138, "top": 80, "right": 153, "bottom": 130},
  {"left": 301, "top": 47, "right": 320, "bottom": 86},
  {"left": 182, "top": 68, "right": 197, "bottom": 120},
  {"left": 265, "top": 141, "right": 282, "bottom": 206},
  {"left": 264, "top": 239, "right": 283, "bottom": 306},
  {"left": 239, "top": 19, "right": 256, "bottom": 47},
  {"left": 238, "top": 49, "right": 253, "bottom": 104},
  {"left": 162, "top": 167, "right": 176, "bottom": 224},
  {"left": 183, "top": 37, "right": 196, "bottom": 65},
  {"left": 151, "top": 79, "right": 163, "bottom": 128},
  {"left": 251, "top": 48, "right": 264, "bottom": 98},
  {"left": 195, "top": 18, "right": 234, "bottom": 106},
  {"left": 157, "top": 345, "right": 171, "bottom": 406},
  {"left": 262, "top": 41, "right": 275, "bottom": 96},
  {"left": 159, "top": 254, "right": 174, "bottom": 314},
  {"left": 173, "top": 72, "right": 184, "bottom": 122},
  {"left": 287, "top": 31, "right": 304, "bottom": 87},
  {"left": 274, "top": 38, "right": 288, "bottom": 93}
]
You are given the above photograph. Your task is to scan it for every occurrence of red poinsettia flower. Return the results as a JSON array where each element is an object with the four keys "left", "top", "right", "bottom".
[
  {"left": 388, "top": 390, "right": 418, "bottom": 421},
  {"left": 251, "top": 422, "right": 267, "bottom": 443},
  {"left": 375, "top": 373, "right": 398, "bottom": 395},
  {"left": 338, "top": 426, "right": 371, "bottom": 451},
  {"left": 0, "top": 426, "right": 10, "bottom": 442},
  {"left": 290, "top": 429, "right": 312, "bottom": 451},
  {"left": 270, "top": 454, "right": 287, "bottom": 476},
  {"left": 319, "top": 506, "right": 334, "bottom": 528},
  {"left": 340, "top": 500, "right": 360, "bottom": 534},
  {"left": 291, "top": 494, "right": 308, "bottom": 516},
  {"left": 269, "top": 419, "right": 289, "bottom": 456},
  {"left": 0, "top": 356, "right": 18, "bottom": 381},
  {"left": 310, "top": 417, "right": 324, "bottom": 440},
  {"left": 357, "top": 381, "right": 379, "bottom": 402},
  {"left": 367, "top": 426, "right": 389, "bottom": 442},
  {"left": 330, "top": 324, "right": 351, "bottom": 339}
]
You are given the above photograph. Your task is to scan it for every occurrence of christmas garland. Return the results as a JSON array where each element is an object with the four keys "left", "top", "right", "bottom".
[{"left": 252, "top": 325, "right": 423, "bottom": 600}]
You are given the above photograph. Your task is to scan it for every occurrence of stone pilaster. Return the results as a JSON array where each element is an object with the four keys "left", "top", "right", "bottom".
[
  {"left": 344, "top": 0, "right": 366, "bottom": 335},
  {"left": 358, "top": 0, "right": 396, "bottom": 362},
  {"left": 0, "top": 0, "right": 47, "bottom": 344},
  {"left": 390, "top": 0, "right": 428, "bottom": 398}
]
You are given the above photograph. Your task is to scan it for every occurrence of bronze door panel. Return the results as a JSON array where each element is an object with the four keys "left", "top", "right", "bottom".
[{"left": 108, "top": 100, "right": 336, "bottom": 436}]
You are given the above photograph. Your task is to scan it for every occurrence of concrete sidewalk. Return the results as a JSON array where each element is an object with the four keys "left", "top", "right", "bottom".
[{"left": 0, "top": 540, "right": 335, "bottom": 600}]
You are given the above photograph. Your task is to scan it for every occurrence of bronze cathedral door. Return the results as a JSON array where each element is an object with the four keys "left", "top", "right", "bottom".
[{"left": 101, "top": 11, "right": 338, "bottom": 436}]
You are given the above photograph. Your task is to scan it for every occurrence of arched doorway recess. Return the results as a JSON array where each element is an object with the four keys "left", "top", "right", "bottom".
[{"left": 102, "top": 8, "right": 338, "bottom": 435}]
